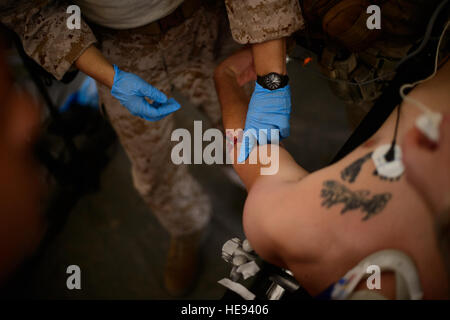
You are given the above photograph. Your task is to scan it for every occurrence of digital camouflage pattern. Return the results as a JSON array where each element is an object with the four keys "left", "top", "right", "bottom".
[
  {"left": 94, "top": 6, "right": 235, "bottom": 236},
  {"left": 0, "top": 0, "right": 97, "bottom": 80},
  {"left": 224, "top": 0, "right": 305, "bottom": 44},
  {"left": 0, "top": 0, "right": 304, "bottom": 235},
  {"left": 0, "top": 0, "right": 305, "bottom": 81}
]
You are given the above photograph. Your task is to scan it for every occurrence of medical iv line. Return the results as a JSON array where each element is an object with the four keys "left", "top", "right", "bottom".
[
  {"left": 289, "top": 12, "right": 449, "bottom": 178},
  {"left": 372, "top": 19, "right": 448, "bottom": 178},
  {"left": 399, "top": 21, "right": 450, "bottom": 115},
  {"left": 389, "top": 19, "right": 449, "bottom": 153}
]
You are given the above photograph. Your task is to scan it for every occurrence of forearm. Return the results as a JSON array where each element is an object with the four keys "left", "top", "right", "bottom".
[
  {"left": 214, "top": 66, "right": 249, "bottom": 130},
  {"left": 214, "top": 63, "right": 304, "bottom": 189},
  {"left": 214, "top": 64, "right": 263, "bottom": 188},
  {"left": 252, "top": 38, "right": 287, "bottom": 76},
  {"left": 75, "top": 45, "right": 115, "bottom": 89}
]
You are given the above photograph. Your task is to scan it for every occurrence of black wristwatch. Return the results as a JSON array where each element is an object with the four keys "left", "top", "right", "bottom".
[{"left": 256, "top": 72, "right": 289, "bottom": 90}]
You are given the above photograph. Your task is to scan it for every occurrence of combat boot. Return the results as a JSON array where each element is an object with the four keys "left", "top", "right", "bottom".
[{"left": 164, "top": 230, "right": 203, "bottom": 297}]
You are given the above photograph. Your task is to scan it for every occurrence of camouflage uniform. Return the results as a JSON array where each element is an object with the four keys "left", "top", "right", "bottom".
[
  {"left": 0, "top": 0, "right": 304, "bottom": 236},
  {"left": 224, "top": 0, "right": 304, "bottom": 44}
]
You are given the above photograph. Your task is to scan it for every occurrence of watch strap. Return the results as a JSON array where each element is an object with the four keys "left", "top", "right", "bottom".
[{"left": 256, "top": 72, "right": 289, "bottom": 90}]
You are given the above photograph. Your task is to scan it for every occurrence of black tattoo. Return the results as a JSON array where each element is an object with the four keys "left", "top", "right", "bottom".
[
  {"left": 320, "top": 180, "right": 392, "bottom": 221},
  {"left": 341, "top": 152, "right": 373, "bottom": 183}
]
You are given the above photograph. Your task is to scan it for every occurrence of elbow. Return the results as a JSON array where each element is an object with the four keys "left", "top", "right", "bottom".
[
  {"left": 213, "top": 62, "right": 226, "bottom": 84},
  {"left": 214, "top": 61, "right": 235, "bottom": 84}
]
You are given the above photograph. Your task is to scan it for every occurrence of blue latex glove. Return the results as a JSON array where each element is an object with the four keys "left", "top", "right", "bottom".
[
  {"left": 111, "top": 65, "right": 180, "bottom": 121},
  {"left": 77, "top": 76, "right": 99, "bottom": 107},
  {"left": 238, "top": 82, "right": 292, "bottom": 163},
  {"left": 60, "top": 76, "right": 99, "bottom": 112}
]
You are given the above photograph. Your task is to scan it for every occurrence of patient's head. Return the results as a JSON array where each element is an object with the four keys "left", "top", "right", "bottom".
[
  {"left": 0, "top": 43, "right": 45, "bottom": 282},
  {"left": 402, "top": 115, "right": 450, "bottom": 215}
]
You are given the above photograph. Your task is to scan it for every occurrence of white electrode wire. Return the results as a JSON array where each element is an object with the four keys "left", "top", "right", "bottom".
[{"left": 400, "top": 21, "right": 450, "bottom": 114}]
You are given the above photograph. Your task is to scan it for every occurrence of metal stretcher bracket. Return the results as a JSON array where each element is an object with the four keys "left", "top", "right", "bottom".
[{"left": 219, "top": 238, "right": 300, "bottom": 300}]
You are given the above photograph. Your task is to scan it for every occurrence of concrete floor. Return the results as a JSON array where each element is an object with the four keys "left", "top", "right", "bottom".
[{"left": 4, "top": 46, "right": 352, "bottom": 299}]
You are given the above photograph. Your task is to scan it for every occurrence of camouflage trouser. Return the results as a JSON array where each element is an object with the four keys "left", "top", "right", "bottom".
[{"left": 94, "top": 6, "right": 237, "bottom": 236}]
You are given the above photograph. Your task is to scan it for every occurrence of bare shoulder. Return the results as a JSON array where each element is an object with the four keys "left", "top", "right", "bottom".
[
  {"left": 242, "top": 171, "right": 333, "bottom": 266},
  {"left": 242, "top": 176, "right": 295, "bottom": 267}
]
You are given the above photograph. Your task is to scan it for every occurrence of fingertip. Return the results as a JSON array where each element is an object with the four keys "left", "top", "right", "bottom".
[
  {"left": 168, "top": 98, "right": 181, "bottom": 109},
  {"left": 156, "top": 101, "right": 181, "bottom": 118},
  {"left": 113, "top": 64, "right": 120, "bottom": 77},
  {"left": 238, "top": 143, "right": 248, "bottom": 163},
  {"left": 258, "top": 130, "right": 268, "bottom": 145},
  {"left": 145, "top": 85, "right": 168, "bottom": 103},
  {"left": 280, "top": 127, "right": 290, "bottom": 140},
  {"left": 249, "top": 139, "right": 256, "bottom": 157},
  {"left": 155, "top": 91, "right": 168, "bottom": 103},
  {"left": 167, "top": 99, "right": 181, "bottom": 112}
]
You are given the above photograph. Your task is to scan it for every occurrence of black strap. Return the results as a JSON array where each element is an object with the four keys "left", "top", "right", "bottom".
[{"left": 256, "top": 73, "right": 289, "bottom": 90}]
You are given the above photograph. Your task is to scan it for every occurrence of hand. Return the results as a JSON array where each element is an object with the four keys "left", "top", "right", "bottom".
[
  {"left": 238, "top": 82, "right": 291, "bottom": 163},
  {"left": 402, "top": 114, "right": 450, "bottom": 214},
  {"left": 111, "top": 65, "right": 180, "bottom": 121}
]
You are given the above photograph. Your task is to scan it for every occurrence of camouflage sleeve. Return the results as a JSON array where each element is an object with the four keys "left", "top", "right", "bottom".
[
  {"left": 0, "top": 0, "right": 97, "bottom": 80},
  {"left": 224, "top": 0, "right": 305, "bottom": 44}
]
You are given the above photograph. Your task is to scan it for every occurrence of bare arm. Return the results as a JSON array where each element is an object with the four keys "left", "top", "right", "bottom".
[
  {"left": 214, "top": 49, "right": 308, "bottom": 190},
  {"left": 75, "top": 45, "right": 115, "bottom": 89},
  {"left": 214, "top": 49, "right": 308, "bottom": 264},
  {"left": 252, "top": 38, "right": 287, "bottom": 76}
]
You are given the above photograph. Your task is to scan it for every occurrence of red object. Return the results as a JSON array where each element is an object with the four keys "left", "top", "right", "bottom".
[{"left": 303, "top": 57, "right": 313, "bottom": 66}]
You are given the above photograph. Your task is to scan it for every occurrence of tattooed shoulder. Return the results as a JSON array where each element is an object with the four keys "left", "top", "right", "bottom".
[
  {"left": 341, "top": 151, "right": 402, "bottom": 183},
  {"left": 341, "top": 152, "right": 373, "bottom": 183},
  {"left": 320, "top": 180, "right": 392, "bottom": 221}
]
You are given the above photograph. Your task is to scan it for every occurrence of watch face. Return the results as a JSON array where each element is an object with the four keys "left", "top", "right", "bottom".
[{"left": 264, "top": 73, "right": 282, "bottom": 90}]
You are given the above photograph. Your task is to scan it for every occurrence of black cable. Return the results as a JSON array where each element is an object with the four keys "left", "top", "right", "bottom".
[
  {"left": 385, "top": 103, "right": 401, "bottom": 162},
  {"left": 384, "top": 0, "right": 449, "bottom": 162},
  {"left": 395, "top": 0, "right": 449, "bottom": 69}
]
